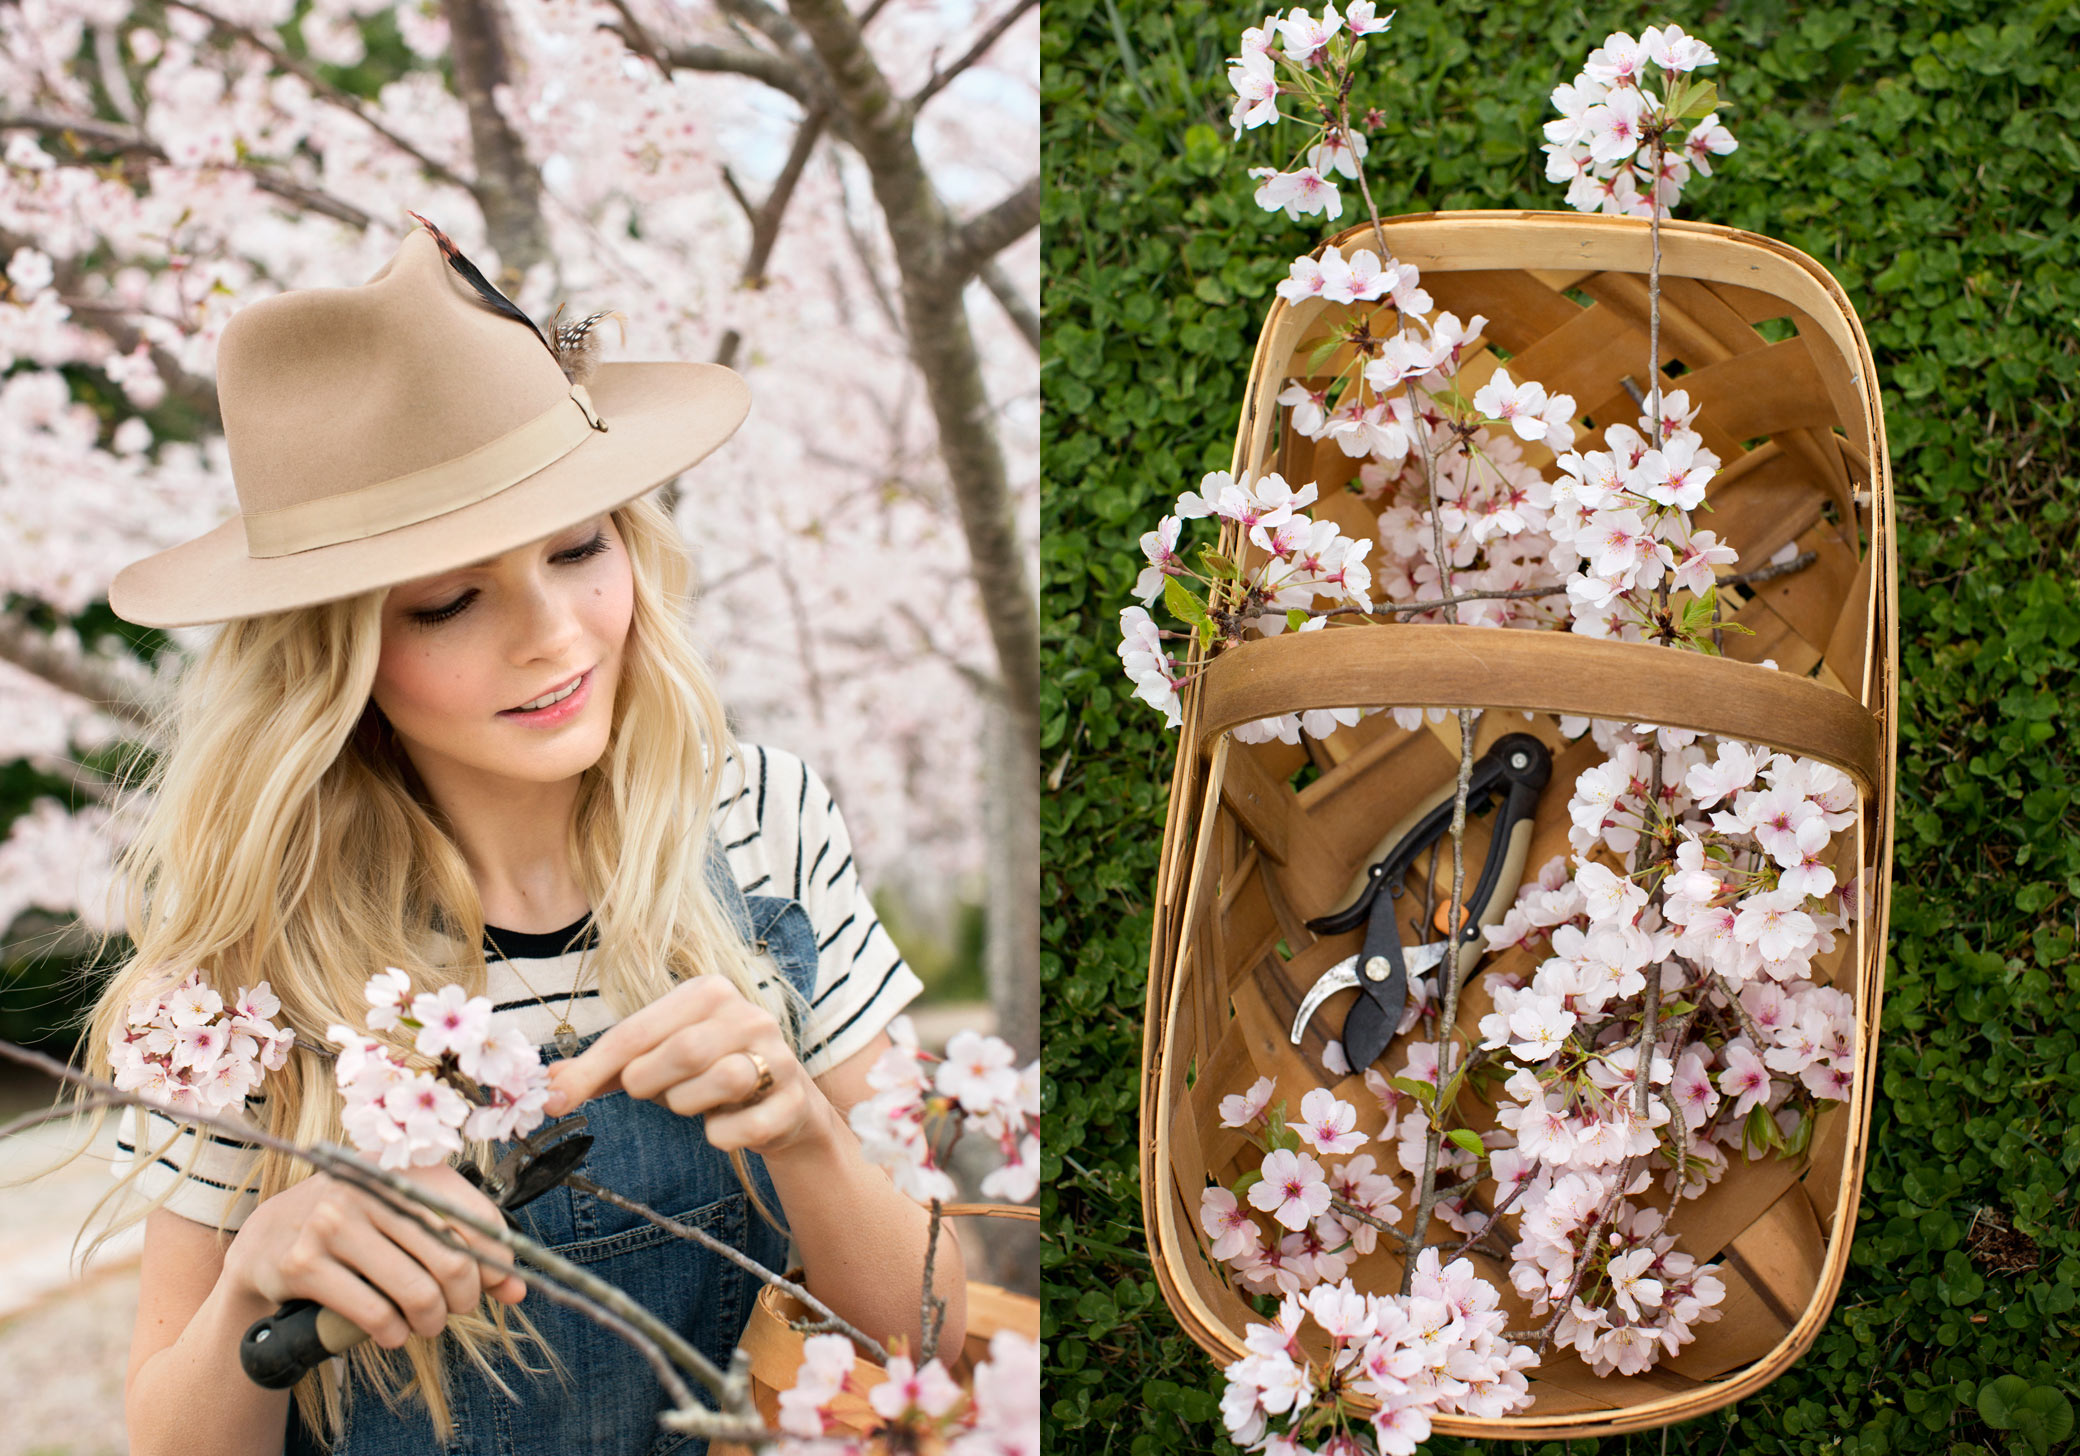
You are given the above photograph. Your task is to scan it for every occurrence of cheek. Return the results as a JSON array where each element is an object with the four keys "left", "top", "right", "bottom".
[
  {"left": 372, "top": 632, "right": 487, "bottom": 737},
  {"left": 588, "top": 557, "right": 636, "bottom": 657}
]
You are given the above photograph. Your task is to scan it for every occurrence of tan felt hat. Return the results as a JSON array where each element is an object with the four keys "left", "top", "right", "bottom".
[{"left": 107, "top": 216, "right": 750, "bottom": 628}]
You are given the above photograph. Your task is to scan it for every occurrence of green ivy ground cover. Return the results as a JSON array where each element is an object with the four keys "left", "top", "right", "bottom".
[{"left": 1040, "top": 2, "right": 2080, "bottom": 1452}]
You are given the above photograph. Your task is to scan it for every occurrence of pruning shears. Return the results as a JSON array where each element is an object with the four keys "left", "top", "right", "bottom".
[
  {"left": 1290, "top": 733, "right": 1551, "bottom": 1072},
  {"left": 238, "top": 1113, "right": 593, "bottom": 1389}
]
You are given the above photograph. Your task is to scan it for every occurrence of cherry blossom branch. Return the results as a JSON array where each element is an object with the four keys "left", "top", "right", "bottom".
[
  {"left": 920, "top": 1197, "right": 949, "bottom": 1362},
  {"left": 0, "top": 607, "right": 160, "bottom": 729},
  {"left": 1329, "top": 1193, "right": 1416, "bottom": 1251},
  {"left": 159, "top": 0, "right": 474, "bottom": 195},
  {"left": 0, "top": 110, "right": 376, "bottom": 226},
  {"left": 1448, "top": 1175, "right": 1529, "bottom": 1257},
  {"left": 0, "top": 1040, "right": 750, "bottom": 1421},
  {"left": 1401, "top": 706, "right": 1477, "bottom": 1295},
  {"left": 1531, "top": 1159, "right": 1636, "bottom": 1349},
  {"left": 1721, "top": 550, "right": 1816, "bottom": 589},
  {"left": 911, "top": 0, "right": 1037, "bottom": 109},
  {"left": 568, "top": 1172, "right": 890, "bottom": 1362},
  {"left": 1304, "top": 583, "right": 1568, "bottom": 619}
]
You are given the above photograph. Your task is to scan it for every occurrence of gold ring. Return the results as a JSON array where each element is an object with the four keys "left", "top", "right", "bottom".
[{"left": 740, "top": 1049, "right": 774, "bottom": 1102}]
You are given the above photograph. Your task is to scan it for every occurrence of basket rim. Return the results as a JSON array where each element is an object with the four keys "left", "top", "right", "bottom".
[{"left": 1135, "top": 207, "right": 1903, "bottom": 1437}]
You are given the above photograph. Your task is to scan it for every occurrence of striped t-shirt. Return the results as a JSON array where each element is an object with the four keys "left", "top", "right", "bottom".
[{"left": 111, "top": 744, "right": 923, "bottom": 1232}]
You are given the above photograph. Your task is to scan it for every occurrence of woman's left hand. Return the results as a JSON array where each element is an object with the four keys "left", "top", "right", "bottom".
[{"left": 539, "top": 977, "right": 826, "bottom": 1155}]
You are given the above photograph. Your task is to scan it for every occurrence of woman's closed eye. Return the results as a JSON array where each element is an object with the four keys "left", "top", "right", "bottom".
[{"left": 407, "top": 530, "right": 612, "bottom": 627}]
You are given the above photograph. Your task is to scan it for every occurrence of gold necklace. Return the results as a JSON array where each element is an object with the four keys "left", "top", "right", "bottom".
[{"left": 482, "top": 914, "right": 596, "bottom": 1059}]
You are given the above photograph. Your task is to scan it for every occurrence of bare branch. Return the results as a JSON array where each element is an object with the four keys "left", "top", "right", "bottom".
[
  {"left": 911, "top": 0, "right": 1036, "bottom": 110},
  {"left": 979, "top": 259, "right": 1038, "bottom": 353},
  {"left": 783, "top": 0, "right": 1039, "bottom": 748},
  {"left": 656, "top": 41, "right": 816, "bottom": 105},
  {"left": 570, "top": 1173, "right": 888, "bottom": 1362},
  {"left": 947, "top": 174, "right": 1038, "bottom": 283},
  {"left": 442, "top": 0, "right": 553, "bottom": 283},
  {"left": 715, "top": 107, "right": 829, "bottom": 371}
]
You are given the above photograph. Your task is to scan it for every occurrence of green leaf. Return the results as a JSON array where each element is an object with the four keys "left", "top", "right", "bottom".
[
  {"left": 1446, "top": 1128, "right": 1486, "bottom": 1159},
  {"left": 1162, "top": 575, "right": 1214, "bottom": 645},
  {"left": 1979, "top": 1374, "right": 2030, "bottom": 1429},
  {"left": 1231, "top": 1169, "right": 1264, "bottom": 1199},
  {"left": 1264, "top": 1099, "right": 1297, "bottom": 1152},
  {"left": 1388, "top": 1075, "right": 1437, "bottom": 1110},
  {"left": 2020, "top": 1388, "right": 2075, "bottom": 1447},
  {"left": 1286, "top": 609, "right": 1311, "bottom": 631},
  {"left": 1198, "top": 547, "right": 1239, "bottom": 580},
  {"left": 1677, "top": 79, "right": 1720, "bottom": 120}
]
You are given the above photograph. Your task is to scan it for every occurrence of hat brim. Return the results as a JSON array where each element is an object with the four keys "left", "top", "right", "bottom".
[{"left": 107, "top": 361, "right": 749, "bottom": 628}]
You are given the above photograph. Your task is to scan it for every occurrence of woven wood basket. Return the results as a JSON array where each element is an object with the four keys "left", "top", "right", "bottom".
[
  {"left": 710, "top": 1204, "right": 1040, "bottom": 1456},
  {"left": 1138, "top": 211, "right": 1897, "bottom": 1437}
]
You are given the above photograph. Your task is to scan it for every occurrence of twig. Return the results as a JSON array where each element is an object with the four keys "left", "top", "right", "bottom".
[
  {"left": 1304, "top": 583, "right": 1567, "bottom": 620},
  {"left": 1533, "top": 1163, "right": 1633, "bottom": 1348},
  {"left": 1329, "top": 1194, "right": 1416, "bottom": 1251},
  {"left": 1720, "top": 551, "right": 1815, "bottom": 590},
  {"left": 568, "top": 1173, "right": 888, "bottom": 1362},
  {"left": 1712, "top": 973, "right": 1769, "bottom": 1046},
  {"left": 911, "top": 0, "right": 1037, "bottom": 109},
  {"left": 0, "top": 1040, "right": 745, "bottom": 1414},
  {"left": 1448, "top": 1175, "right": 1529, "bottom": 1257},
  {"left": 920, "top": 1198, "right": 948, "bottom": 1363}
]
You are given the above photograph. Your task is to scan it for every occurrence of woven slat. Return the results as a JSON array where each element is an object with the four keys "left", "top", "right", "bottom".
[{"left": 1138, "top": 212, "right": 1898, "bottom": 1438}]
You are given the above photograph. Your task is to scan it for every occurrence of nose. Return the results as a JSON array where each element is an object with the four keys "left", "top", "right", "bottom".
[{"left": 506, "top": 564, "right": 584, "bottom": 668}]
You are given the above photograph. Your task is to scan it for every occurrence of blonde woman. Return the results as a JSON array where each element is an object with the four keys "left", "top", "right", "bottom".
[{"left": 73, "top": 222, "right": 963, "bottom": 1456}]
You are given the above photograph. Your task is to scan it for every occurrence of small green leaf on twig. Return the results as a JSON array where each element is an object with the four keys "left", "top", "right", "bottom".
[
  {"left": 1232, "top": 1168, "right": 1264, "bottom": 1199},
  {"left": 1446, "top": 1128, "right": 1486, "bottom": 1159},
  {"left": 1388, "top": 1075, "right": 1438, "bottom": 1111},
  {"left": 1164, "top": 575, "right": 1216, "bottom": 645},
  {"left": 1287, "top": 609, "right": 1311, "bottom": 631},
  {"left": 1199, "top": 547, "right": 1240, "bottom": 580}
]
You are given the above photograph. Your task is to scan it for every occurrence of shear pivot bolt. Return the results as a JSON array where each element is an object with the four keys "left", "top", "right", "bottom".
[{"left": 1364, "top": 955, "right": 1390, "bottom": 981}]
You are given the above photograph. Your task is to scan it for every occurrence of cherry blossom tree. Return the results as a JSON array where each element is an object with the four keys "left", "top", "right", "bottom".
[{"left": 0, "top": 0, "right": 1038, "bottom": 1050}]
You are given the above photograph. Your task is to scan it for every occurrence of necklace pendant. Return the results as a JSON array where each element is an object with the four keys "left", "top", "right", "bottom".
[{"left": 554, "top": 1021, "right": 578, "bottom": 1059}]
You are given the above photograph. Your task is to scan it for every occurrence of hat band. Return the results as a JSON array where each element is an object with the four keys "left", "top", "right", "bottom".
[{"left": 240, "top": 385, "right": 610, "bottom": 559}]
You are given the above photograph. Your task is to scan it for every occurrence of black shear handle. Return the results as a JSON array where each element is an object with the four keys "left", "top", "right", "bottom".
[{"left": 1445, "top": 738, "right": 1548, "bottom": 979}]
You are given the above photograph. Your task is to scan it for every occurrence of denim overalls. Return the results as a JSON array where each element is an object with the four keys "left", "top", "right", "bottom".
[{"left": 285, "top": 842, "right": 819, "bottom": 1456}]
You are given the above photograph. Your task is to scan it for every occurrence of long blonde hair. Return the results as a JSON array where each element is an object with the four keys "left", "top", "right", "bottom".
[{"left": 48, "top": 495, "right": 790, "bottom": 1447}]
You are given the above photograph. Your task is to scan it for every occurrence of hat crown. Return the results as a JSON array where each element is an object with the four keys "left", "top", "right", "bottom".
[{"left": 215, "top": 227, "right": 571, "bottom": 517}]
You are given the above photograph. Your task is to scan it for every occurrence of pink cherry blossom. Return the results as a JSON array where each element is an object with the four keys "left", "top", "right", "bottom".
[
  {"left": 1293, "top": 1088, "right": 1365, "bottom": 1156},
  {"left": 1249, "top": 1148, "right": 1332, "bottom": 1230}
]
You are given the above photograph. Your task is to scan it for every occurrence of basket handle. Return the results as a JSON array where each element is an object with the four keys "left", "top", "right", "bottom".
[
  {"left": 1196, "top": 626, "right": 1882, "bottom": 794},
  {"left": 939, "top": 1202, "right": 1039, "bottom": 1222}
]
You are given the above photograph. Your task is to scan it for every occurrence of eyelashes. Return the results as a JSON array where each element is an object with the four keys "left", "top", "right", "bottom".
[{"left": 407, "top": 530, "right": 611, "bottom": 627}]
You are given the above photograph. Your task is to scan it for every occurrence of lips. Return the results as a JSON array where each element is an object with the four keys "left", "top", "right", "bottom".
[{"left": 504, "top": 669, "right": 588, "bottom": 714}]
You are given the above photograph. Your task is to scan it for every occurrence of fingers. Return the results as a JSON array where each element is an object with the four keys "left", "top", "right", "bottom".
[
  {"left": 545, "top": 977, "right": 741, "bottom": 1116},
  {"left": 623, "top": 1003, "right": 784, "bottom": 1114},
  {"left": 293, "top": 1206, "right": 448, "bottom": 1348},
  {"left": 366, "top": 1199, "right": 504, "bottom": 1327},
  {"left": 702, "top": 1073, "right": 813, "bottom": 1154}
]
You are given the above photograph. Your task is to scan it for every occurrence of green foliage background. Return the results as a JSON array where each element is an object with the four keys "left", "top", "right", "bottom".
[{"left": 1040, "top": 2, "right": 2080, "bottom": 1452}]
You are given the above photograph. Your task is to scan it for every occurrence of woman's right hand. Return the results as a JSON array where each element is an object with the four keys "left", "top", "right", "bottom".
[{"left": 222, "top": 1163, "right": 527, "bottom": 1349}]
